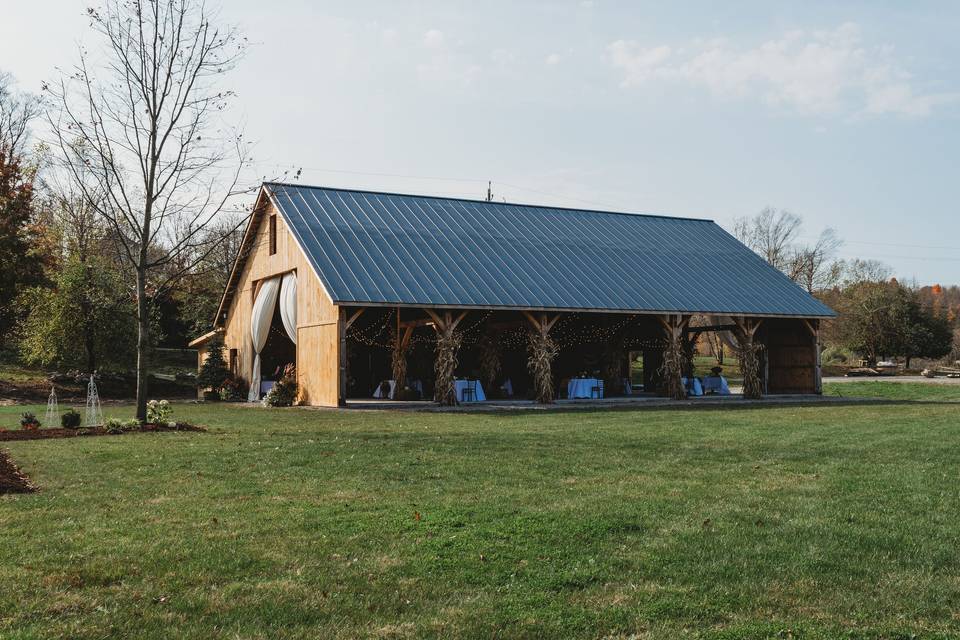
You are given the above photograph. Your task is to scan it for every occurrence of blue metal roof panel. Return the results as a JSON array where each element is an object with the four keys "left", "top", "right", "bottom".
[{"left": 266, "top": 183, "right": 835, "bottom": 317}]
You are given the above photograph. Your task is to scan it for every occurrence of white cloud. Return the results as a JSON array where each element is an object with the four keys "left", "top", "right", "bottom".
[
  {"left": 607, "top": 23, "right": 959, "bottom": 117},
  {"left": 381, "top": 27, "right": 399, "bottom": 45},
  {"left": 580, "top": 0, "right": 597, "bottom": 8},
  {"left": 546, "top": 53, "right": 562, "bottom": 66},
  {"left": 423, "top": 29, "right": 445, "bottom": 49}
]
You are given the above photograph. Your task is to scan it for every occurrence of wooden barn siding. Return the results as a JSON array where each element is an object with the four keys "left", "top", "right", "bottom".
[
  {"left": 763, "top": 319, "right": 817, "bottom": 394},
  {"left": 219, "top": 202, "right": 340, "bottom": 406}
]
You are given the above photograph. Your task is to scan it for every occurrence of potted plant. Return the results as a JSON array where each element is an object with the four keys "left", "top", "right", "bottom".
[
  {"left": 61, "top": 409, "right": 81, "bottom": 429},
  {"left": 20, "top": 412, "right": 40, "bottom": 430}
]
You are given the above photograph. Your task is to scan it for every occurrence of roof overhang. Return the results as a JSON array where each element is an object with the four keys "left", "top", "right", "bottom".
[{"left": 188, "top": 328, "right": 223, "bottom": 348}]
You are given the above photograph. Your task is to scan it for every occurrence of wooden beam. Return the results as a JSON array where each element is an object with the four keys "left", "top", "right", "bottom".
[
  {"left": 338, "top": 307, "right": 348, "bottom": 406},
  {"left": 449, "top": 311, "right": 468, "bottom": 331},
  {"left": 400, "top": 325, "right": 414, "bottom": 350},
  {"left": 423, "top": 308, "right": 444, "bottom": 331},
  {"left": 399, "top": 318, "right": 435, "bottom": 329},
  {"left": 521, "top": 310, "right": 539, "bottom": 329},
  {"left": 344, "top": 308, "right": 365, "bottom": 331}
]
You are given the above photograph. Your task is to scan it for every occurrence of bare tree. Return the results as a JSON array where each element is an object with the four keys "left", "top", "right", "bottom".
[
  {"left": 843, "top": 258, "right": 893, "bottom": 285},
  {"left": 0, "top": 72, "right": 41, "bottom": 164},
  {"left": 787, "top": 228, "right": 843, "bottom": 293},
  {"left": 732, "top": 207, "right": 802, "bottom": 272},
  {"left": 45, "top": 0, "right": 251, "bottom": 421}
]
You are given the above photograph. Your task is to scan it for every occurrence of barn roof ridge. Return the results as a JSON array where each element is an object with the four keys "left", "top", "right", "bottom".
[{"left": 263, "top": 181, "right": 713, "bottom": 224}]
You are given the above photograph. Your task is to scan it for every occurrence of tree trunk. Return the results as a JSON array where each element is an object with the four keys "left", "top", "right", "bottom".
[{"left": 135, "top": 268, "right": 150, "bottom": 422}]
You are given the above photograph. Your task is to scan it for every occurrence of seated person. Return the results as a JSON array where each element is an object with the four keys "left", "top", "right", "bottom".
[{"left": 703, "top": 366, "right": 731, "bottom": 395}]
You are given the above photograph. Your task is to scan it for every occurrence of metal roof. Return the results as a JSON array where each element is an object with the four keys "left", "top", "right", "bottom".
[{"left": 264, "top": 182, "right": 835, "bottom": 318}]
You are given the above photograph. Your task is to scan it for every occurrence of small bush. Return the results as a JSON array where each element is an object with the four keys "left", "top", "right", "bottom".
[
  {"left": 61, "top": 409, "right": 81, "bottom": 429},
  {"left": 146, "top": 400, "right": 173, "bottom": 424},
  {"left": 197, "top": 341, "right": 231, "bottom": 393},
  {"left": 105, "top": 418, "right": 125, "bottom": 434},
  {"left": 822, "top": 346, "right": 853, "bottom": 366},
  {"left": 20, "top": 412, "right": 40, "bottom": 430},
  {"left": 219, "top": 374, "right": 247, "bottom": 401}
]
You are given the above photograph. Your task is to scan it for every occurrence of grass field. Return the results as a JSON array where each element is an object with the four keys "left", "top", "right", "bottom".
[
  {"left": 2, "top": 392, "right": 960, "bottom": 638},
  {"left": 824, "top": 380, "right": 960, "bottom": 402}
]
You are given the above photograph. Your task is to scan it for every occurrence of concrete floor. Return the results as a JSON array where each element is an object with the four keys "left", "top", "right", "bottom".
[{"left": 342, "top": 393, "right": 877, "bottom": 412}]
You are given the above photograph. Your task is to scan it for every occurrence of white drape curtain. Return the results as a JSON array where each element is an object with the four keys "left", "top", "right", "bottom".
[
  {"left": 710, "top": 315, "right": 741, "bottom": 352},
  {"left": 248, "top": 277, "right": 281, "bottom": 401},
  {"left": 279, "top": 272, "right": 298, "bottom": 345}
]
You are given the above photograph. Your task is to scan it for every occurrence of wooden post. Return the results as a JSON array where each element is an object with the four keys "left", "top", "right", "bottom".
[
  {"left": 338, "top": 307, "right": 348, "bottom": 406},
  {"left": 801, "top": 318, "right": 822, "bottom": 395},
  {"left": 658, "top": 314, "right": 690, "bottom": 400},
  {"left": 522, "top": 311, "right": 560, "bottom": 404}
]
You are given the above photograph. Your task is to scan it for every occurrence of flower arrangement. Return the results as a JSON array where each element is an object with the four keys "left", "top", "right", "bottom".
[
  {"left": 262, "top": 364, "right": 297, "bottom": 407},
  {"left": 20, "top": 412, "right": 40, "bottom": 430}
]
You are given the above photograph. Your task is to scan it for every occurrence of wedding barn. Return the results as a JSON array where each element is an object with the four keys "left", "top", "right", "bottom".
[{"left": 190, "top": 182, "right": 835, "bottom": 407}]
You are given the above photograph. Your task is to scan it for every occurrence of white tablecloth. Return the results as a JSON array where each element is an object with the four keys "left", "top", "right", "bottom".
[
  {"left": 372, "top": 379, "right": 424, "bottom": 399},
  {"left": 454, "top": 379, "right": 485, "bottom": 402},
  {"left": 701, "top": 376, "right": 730, "bottom": 395},
  {"left": 568, "top": 378, "right": 603, "bottom": 399},
  {"left": 681, "top": 377, "right": 704, "bottom": 396},
  {"left": 372, "top": 380, "right": 397, "bottom": 399}
]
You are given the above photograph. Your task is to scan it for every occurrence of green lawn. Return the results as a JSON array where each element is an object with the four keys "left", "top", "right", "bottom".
[
  {"left": 2, "top": 396, "right": 960, "bottom": 638},
  {"left": 824, "top": 380, "right": 960, "bottom": 402}
]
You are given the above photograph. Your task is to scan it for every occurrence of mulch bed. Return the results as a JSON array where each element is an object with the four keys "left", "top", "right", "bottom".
[
  {"left": 0, "top": 449, "right": 36, "bottom": 494},
  {"left": 0, "top": 423, "right": 205, "bottom": 442}
]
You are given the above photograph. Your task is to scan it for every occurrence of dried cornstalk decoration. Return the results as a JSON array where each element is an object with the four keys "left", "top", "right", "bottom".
[
  {"left": 523, "top": 312, "right": 560, "bottom": 404},
  {"left": 733, "top": 317, "right": 764, "bottom": 399},
  {"left": 391, "top": 334, "right": 408, "bottom": 389},
  {"left": 391, "top": 323, "right": 413, "bottom": 389},
  {"left": 477, "top": 327, "right": 502, "bottom": 391},
  {"left": 601, "top": 329, "right": 626, "bottom": 396},
  {"left": 426, "top": 310, "right": 467, "bottom": 406},
  {"left": 658, "top": 314, "right": 690, "bottom": 400}
]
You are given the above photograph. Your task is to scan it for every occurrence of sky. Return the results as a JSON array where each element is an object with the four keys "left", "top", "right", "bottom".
[{"left": 2, "top": 1, "right": 958, "bottom": 284}]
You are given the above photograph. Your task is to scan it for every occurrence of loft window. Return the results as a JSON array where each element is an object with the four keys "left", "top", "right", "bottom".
[{"left": 268, "top": 214, "right": 277, "bottom": 255}]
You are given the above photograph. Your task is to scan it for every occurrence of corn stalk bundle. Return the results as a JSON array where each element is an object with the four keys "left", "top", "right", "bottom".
[
  {"left": 526, "top": 328, "right": 558, "bottom": 404},
  {"left": 734, "top": 328, "right": 763, "bottom": 399},
  {"left": 434, "top": 327, "right": 462, "bottom": 406},
  {"left": 658, "top": 315, "right": 689, "bottom": 400},
  {"left": 478, "top": 328, "right": 502, "bottom": 390},
  {"left": 660, "top": 336, "right": 687, "bottom": 400},
  {"left": 391, "top": 329, "right": 409, "bottom": 389},
  {"left": 602, "top": 333, "right": 625, "bottom": 396}
]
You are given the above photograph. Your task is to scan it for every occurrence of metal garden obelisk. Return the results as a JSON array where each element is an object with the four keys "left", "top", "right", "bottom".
[
  {"left": 45, "top": 386, "right": 59, "bottom": 428},
  {"left": 85, "top": 375, "right": 104, "bottom": 427}
]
